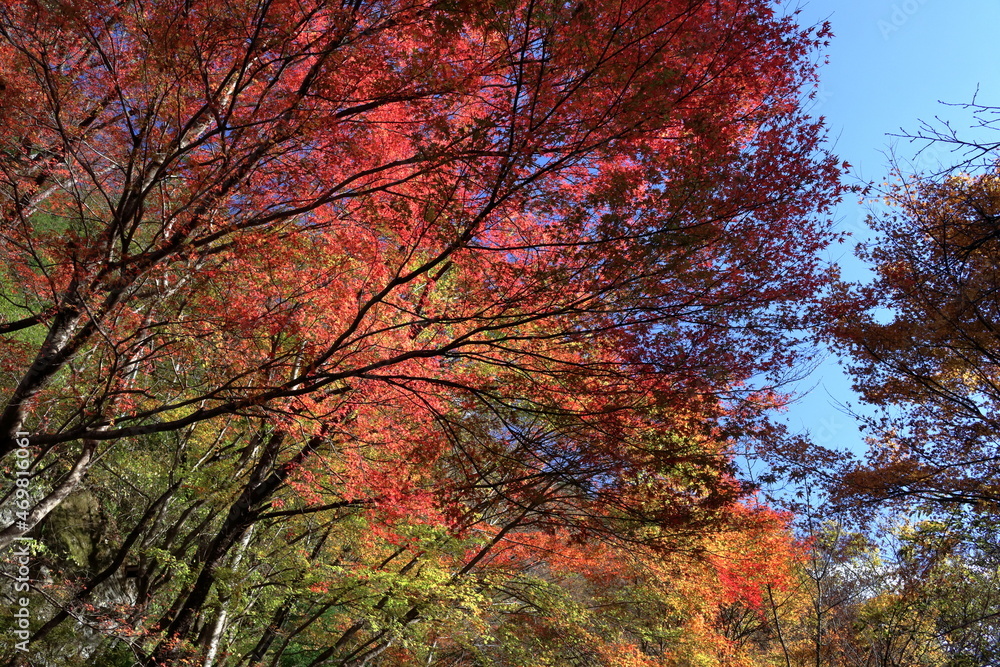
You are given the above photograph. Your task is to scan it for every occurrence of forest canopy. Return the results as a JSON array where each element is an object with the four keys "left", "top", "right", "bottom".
[{"left": 9, "top": 0, "right": 993, "bottom": 666}]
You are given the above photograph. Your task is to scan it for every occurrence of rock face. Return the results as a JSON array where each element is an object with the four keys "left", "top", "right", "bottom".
[
  {"left": 42, "top": 490, "right": 105, "bottom": 570},
  {"left": 28, "top": 491, "right": 138, "bottom": 666}
]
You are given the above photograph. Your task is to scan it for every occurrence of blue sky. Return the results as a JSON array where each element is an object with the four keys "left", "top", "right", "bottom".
[{"left": 777, "top": 0, "right": 1000, "bottom": 456}]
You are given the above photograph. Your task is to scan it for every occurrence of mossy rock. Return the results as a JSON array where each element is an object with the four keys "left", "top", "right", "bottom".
[{"left": 41, "top": 490, "right": 106, "bottom": 570}]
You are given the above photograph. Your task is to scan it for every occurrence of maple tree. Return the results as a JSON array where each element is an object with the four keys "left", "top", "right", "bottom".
[
  {"left": 808, "top": 107, "right": 1000, "bottom": 666},
  {"left": 0, "top": 0, "right": 843, "bottom": 664},
  {"left": 824, "top": 150, "right": 1000, "bottom": 515},
  {"left": 6, "top": 429, "right": 809, "bottom": 667}
]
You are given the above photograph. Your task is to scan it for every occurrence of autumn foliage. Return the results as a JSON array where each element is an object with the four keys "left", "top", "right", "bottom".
[
  {"left": 825, "top": 166, "right": 1000, "bottom": 514},
  {"left": 805, "top": 111, "right": 1000, "bottom": 665},
  {"left": 0, "top": 0, "right": 842, "bottom": 664}
]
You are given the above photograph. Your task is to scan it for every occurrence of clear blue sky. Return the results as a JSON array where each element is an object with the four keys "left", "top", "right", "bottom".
[{"left": 777, "top": 0, "right": 1000, "bottom": 456}]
